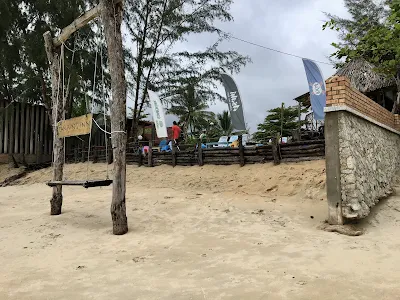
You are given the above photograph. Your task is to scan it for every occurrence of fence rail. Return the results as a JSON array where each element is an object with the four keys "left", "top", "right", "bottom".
[
  {"left": 66, "top": 139, "right": 325, "bottom": 167},
  {"left": 0, "top": 101, "right": 52, "bottom": 164},
  {"left": 0, "top": 100, "right": 325, "bottom": 167}
]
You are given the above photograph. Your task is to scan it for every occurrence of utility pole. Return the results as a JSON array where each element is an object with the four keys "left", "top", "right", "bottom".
[{"left": 100, "top": 0, "right": 128, "bottom": 235}]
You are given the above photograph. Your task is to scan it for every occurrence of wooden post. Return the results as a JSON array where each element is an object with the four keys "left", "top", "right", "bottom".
[
  {"left": 93, "top": 147, "right": 98, "bottom": 163},
  {"left": 35, "top": 106, "right": 40, "bottom": 162},
  {"left": 239, "top": 135, "right": 245, "bottom": 167},
  {"left": 44, "top": 31, "right": 64, "bottom": 215},
  {"left": 172, "top": 142, "right": 177, "bottom": 167},
  {"left": 39, "top": 106, "right": 45, "bottom": 157},
  {"left": 138, "top": 149, "right": 143, "bottom": 167},
  {"left": 8, "top": 103, "right": 15, "bottom": 154},
  {"left": 44, "top": 109, "right": 49, "bottom": 155},
  {"left": 148, "top": 123, "right": 155, "bottom": 167},
  {"left": 198, "top": 141, "right": 204, "bottom": 166},
  {"left": 0, "top": 100, "right": 4, "bottom": 154},
  {"left": 14, "top": 104, "right": 20, "bottom": 154},
  {"left": 25, "top": 105, "right": 31, "bottom": 155},
  {"left": 29, "top": 105, "right": 35, "bottom": 154},
  {"left": 4, "top": 102, "right": 9, "bottom": 155},
  {"left": 107, "top": 142, "right": 113, "bottom": 165},
  {"left": 280, "top": 102, "right": 284, "bottom": 140},
  {"left": 101, "top": 0, "right": 128, "bottom": 235},
  {"left": 81, "top": 144, "right": 86, "bottom": 162},
  {"left": 20, "top": 104, "right": 25, "bottom": 156},
  {"left": 272, "top": 137, "right": 280, "bottom": 165},
  {"left": 298, "top": 100, "right": 302, "bottom": 141},
  {"left": 74, "top": 148, "right": 78, "bottom": 163}
]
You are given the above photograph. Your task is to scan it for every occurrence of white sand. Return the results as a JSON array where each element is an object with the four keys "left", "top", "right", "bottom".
[{"left": 1, "top": 161, "right": 400, "bottom": 299}]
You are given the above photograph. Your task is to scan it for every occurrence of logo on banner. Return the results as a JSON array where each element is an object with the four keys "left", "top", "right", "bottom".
[
  {"left": 310, "top": 82, "right": 325, "bottom": 96},
  {"left": 229, "top": 91, "right": 240, "bottom": 112}
]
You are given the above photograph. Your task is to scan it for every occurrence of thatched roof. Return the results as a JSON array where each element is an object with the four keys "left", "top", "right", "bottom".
[{"left": 334, "top": 58, "right": 395, "bottom": 93}]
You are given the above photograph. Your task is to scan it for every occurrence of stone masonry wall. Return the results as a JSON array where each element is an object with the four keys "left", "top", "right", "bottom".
[
  {"left": 338, "top": 111, "right": 400, "bottom": 219},
  {"left": 325, "top": 76, "right": 400, "bottom": 222}
]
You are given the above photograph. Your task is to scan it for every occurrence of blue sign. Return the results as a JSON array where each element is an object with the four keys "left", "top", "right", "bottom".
[{"left": 302, "top": 58, "right": 326, "bottom": 120}]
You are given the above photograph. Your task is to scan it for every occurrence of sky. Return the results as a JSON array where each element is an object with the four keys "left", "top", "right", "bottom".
[{"left": 137, "top": 0, "right": 350, "bottom": 132}]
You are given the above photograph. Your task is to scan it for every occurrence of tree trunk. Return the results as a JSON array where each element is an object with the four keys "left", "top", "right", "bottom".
[
  {"left": 100, "top": 0, "right": 128, "bottom": 235},
  {"left": 43, "top": 31, "right": 64, "bottom": 215}
]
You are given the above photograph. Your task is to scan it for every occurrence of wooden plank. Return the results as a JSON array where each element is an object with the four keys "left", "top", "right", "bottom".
[
  {"left": 280, "top": 140, "right": 325, "bottom": 147},
  {"left": 198, "top": 142, "right": 204, "bottom": 166},
  {"left": 29, "top": 105, "right": 35, "bottom": 154},
  {"left": 239, "top": 135, "right": 245, "bottom": 167},
  {"left": 34, "top": 106, "right": 40, "bottom": 156},
  {"left": 24, "top": 105, "right": 31, "bottom": 155},
  {"left": 52, "top": 0, "right": 123, "bottom": 47},
  {"left": 148, "top": 124, "right": 155, "bottom": 167},
  {"left": 57, "top": 114, "right": 92, "bottom": 138},
  {"left": 14, "top": 103, "right": 20, "bottom": 153},
  {"left": 172, "top": 143, "right": 177, "bottom": 167},
  {"left": 19, "top": 104, "right": 25, "bottom": 155},
  {"left": 39, "top": 107, "right": 45, "bottom": 155},
  {"left": 8, "top": 103, "right": 15, "bottom": 154},
  {"left": 44, "top": 109, "right": 49, "bottom": 155},
  {"left": 4, "top": 102, "right": 9, "bottom": 154},
  {"left": 0, "top": 100, "right": 4, "bottom": 153},
  {"left": 271, "top": 138, "right": 280, "bottom": 165}
]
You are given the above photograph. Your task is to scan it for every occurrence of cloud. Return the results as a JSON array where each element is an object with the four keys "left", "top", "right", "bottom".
[{"left": 132, "top": 0, "right": 350, "bottom": 132}]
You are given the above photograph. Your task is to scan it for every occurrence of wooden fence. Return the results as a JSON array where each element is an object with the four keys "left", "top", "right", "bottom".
[
  {"left": 0, "top": 100, "right": 110, "bottom": 164},
  {"left": 0, "top": 101, "right": 53, "bottom": 164},
  {"left": 0, "top": 100, "right": 325, "bottom": 167},
  {"left": 123, "top": 140, "right": 325, "bottom": 166}
]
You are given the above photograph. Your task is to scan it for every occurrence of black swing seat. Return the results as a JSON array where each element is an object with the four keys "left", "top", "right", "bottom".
[{"left": 47, "top": 179, "right": 113, "bottom": 189}]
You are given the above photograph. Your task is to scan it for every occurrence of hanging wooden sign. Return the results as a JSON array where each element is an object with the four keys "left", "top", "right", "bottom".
[{"left": 57, "top": 114, "right": 92, "bottom": 138}]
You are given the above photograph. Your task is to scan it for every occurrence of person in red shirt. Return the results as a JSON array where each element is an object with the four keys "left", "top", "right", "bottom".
[{"left": 172, "top": 121, "right": 181, "bottom": 144}]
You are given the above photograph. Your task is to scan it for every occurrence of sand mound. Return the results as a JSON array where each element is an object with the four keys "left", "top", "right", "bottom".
[
  {"left": 0, "top": 165, "right": 26, "bottom": 184},
  {"left": 10, "top": 160, "right": 326, "bottom": 200}
]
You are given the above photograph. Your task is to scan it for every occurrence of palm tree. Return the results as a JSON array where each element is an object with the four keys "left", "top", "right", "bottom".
[
  {"left": 217, "top": 110, "right": 233, "bottom": 136},
  {"left": 167, "top": 84, "right": 215, "bottom": 139}
]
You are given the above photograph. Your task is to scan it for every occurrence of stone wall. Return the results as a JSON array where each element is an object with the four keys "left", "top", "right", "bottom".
[
  {"left": 325, "top": 76, "right": 400, "bottom": 224},
  {"left": 338, "top": 111, "right": 400, "bottom": 219}
]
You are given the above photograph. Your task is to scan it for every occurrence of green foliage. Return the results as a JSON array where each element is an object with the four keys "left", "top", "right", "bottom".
[
  {"left": 125, "top": 0, "right": 251, "bottom": 127},
  {"left": 324, "top": 0, "right": 400, "bottom": 112},
  {"left": 1, "top": 0, "right": 249, "bottom": 125},
  {"left": 167, "top": 84, "right": 215, "bottom": 138},
  {"left": 0, "top": 0, "right": 105, "bottom": 118},
  {"left": 217, "top": 110, "right": 233, "bottom": 136},
  {"left": 254, "top": 105, "right": 307, "bottom": 142},
  {"left": 323, "top": 0, "right": 389, "bottom": 67}
]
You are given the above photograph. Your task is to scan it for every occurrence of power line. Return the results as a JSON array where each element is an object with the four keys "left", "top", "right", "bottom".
[{"left": 223, "top": 32, "right": 334, "bottom": 66}]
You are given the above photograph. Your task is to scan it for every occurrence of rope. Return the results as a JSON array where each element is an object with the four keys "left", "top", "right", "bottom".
[
  {"left": 87, "top": 47, "right": 98, "bottom": 180},
  {"left": 61, "top": 40, "right": 77, "bottom": 178},
  {"left": 92, "top": 118, "right": 126, "bottom": 135},
  {"left": 62, "top": 43, "right": 66, "bottom": 177},
  {"left": 100, "top": 45, "right": 110, "bottom": 178}
]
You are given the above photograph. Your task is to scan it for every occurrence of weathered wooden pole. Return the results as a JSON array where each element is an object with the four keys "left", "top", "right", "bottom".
[
  {"left": 100, "top": 0, "right": 128, "bottom": 235},
  {"left": 148, "top": 123, "right": 155, "bottom": 167},
  {"left": 271, "top": 137, "right": 280, "bottom": 165},
  {"left": 43, "top": 31, "right": 64, "bottom": 215},
  {"left": 280, "top": 102, "right": 284, "bottom": 140},
  {"left": 172, "top": 142, "right": 177, "bottom": 167},
  {"left": 198, "top": 141, "right": 204, "bottom": 166},
  {"left": 238, "top": 135, "right": 245, "bottom": 167}
]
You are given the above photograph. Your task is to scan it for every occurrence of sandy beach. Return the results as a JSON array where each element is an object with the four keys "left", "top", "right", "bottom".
[{"left": 1, "top": 161, "right": 400, "bottom": 299}]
